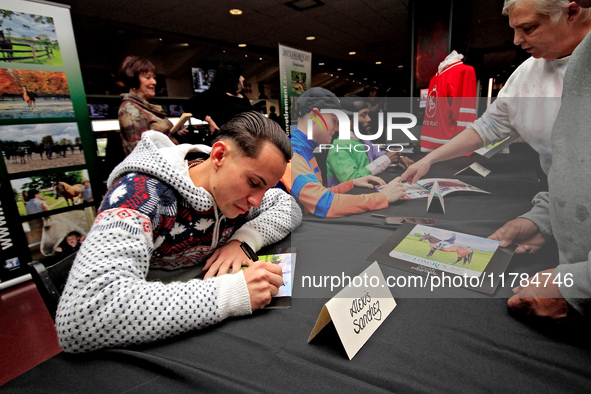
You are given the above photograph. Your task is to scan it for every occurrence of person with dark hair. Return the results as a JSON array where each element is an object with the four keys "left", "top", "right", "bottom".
[
  {"left": 117, "top": 55, "right": 188, "bottom": 156},
  {"left": 25, "top": 189, "right": 49, "bottom": 215},
  {"left": 56, "top": 111, "right": 302, "bottom": 353},
  {"left": 268, "top": 105, "right": 280, "bottom": 125},
  {"left": 185, "top": 63, "right": 253, "bottom": 135},
  {"left": 54, "top": 231, "right": 85, "bottom": 257},
  {"left": 280, "top": 87, "right": 406, "bottom": 218},
  {"left": 326, "top": 96, "right": 414, "bottom": 186}
]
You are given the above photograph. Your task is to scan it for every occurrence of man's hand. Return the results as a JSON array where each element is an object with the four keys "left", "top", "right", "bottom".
[
  {"left": 385, "top": 152, "right": 414, "bottom": 170},
  {"left": 400, "top": 159, "right": 431, "bottom": 184},
  {"left": 508, "top": 268, "right": 574, "bottom": 321},
  {"left": 378, "top": 176, "right": 406, "bottom": 203},
  {"left": 398, "top": 156, "right": 414, "bottom": 169},
  {"left": 176, "top": 128, "right": 189, "bottom": 137},
  {"left": 203, "top": 240, "right": 251, "bottom": 279},
  {"left": 489, "top": 217, "right": 546, "bottom": 253},
  {"left": 243, "top": 261, "right": 283, "bottom": 310},
  {"left": 385, "top": 151, "right": 401, "bottom": 163},
  {"left": 353, "top": 175, "right": 386, "bottom": 189}
]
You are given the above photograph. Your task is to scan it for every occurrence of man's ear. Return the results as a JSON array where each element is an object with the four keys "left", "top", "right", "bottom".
[
  {"left": 210, "top": 140, "right": 229, "bottom": 171},
  {"left": 567, "top": 2, "right": 582, "bottom": 22},
  {"left": 310, "top": 107, "right": 321, "bottom": 117}
]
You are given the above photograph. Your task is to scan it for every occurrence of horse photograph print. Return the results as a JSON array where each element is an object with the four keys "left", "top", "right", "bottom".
[
  {"left": 11, "top": 169, "right": 91, "bottom": 216},
  {"left": 388, "top": 225, "right": 500, "bottom": 277},
  {"left": 0, "top": 9, "right": 63, "bottom": 66},
  {"left": 0, "top": 69, "right": 74, "bottom": 119},
  {"left": 22, "top": 208, "right": 94, "bottom": 264},
  {"left": 0, "top": 122, "right": 85, "bottom": 174}
]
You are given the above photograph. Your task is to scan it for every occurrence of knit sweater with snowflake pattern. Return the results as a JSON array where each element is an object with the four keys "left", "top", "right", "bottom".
[{"left": 55, "top": 131, "right": 302, "bottom": 353}]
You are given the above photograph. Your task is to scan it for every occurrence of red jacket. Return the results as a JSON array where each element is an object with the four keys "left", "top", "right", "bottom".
[{"left": 420, "top": 61, "right": 477, "bottom": 152}]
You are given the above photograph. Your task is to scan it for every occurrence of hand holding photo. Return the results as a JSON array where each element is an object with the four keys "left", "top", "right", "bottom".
[{"left": 367, "top": 223, "right": 516, "bottom": 294}]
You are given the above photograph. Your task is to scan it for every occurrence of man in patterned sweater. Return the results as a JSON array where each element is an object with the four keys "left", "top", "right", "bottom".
[{"left": 56, "top": 112, "right": 302, "bottom": 352}]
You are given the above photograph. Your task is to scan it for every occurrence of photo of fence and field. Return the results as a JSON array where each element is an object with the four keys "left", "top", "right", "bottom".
[{"left": 0, "top": 9, "right": 62, "bottom": 66}]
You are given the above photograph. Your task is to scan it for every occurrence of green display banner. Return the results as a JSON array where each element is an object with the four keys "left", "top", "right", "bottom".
[
  {"left": 0, "top": 0, "right": 99, "bottom": 287},
  {"left": 278, "top": 44, "right": 312, "bottom": 135}
]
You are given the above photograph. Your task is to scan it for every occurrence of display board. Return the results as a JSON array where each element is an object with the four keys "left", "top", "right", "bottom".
[
  {"left": 278, "top": 44, "right": 311, "bottom": 135},
  {"left": 0, "top": 0, "right": 99, "bottom": 287}
]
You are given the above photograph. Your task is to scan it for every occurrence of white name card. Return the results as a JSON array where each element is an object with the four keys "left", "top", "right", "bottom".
[
  {"left": 307, "top": 262, "right": 397, "bottom": 360},
  {"left": 426, "top": 180, "right": 445, "bottom": 214},
  {"left": 454, "top": 162, "right": 491, "bottom": 177}
]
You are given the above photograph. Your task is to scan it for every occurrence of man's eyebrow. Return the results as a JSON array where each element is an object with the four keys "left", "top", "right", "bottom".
[
  {"left": 510, "top": 19, "right": 535, "bottom": 29},
  {"left": 255, "top": 175, "right": 268, "bottom": 186}
]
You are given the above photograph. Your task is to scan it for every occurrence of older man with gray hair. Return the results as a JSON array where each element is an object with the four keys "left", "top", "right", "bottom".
[{"left": 402, "top": 0, "right": 591, "bottom": 183}]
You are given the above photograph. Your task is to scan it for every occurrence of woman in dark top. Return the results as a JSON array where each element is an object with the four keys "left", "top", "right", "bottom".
[{"left": 186, "top": 63, "right": 252, "bottom": 135}]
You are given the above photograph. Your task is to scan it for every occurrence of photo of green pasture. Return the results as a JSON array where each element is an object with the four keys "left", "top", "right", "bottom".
[
  {"left": 16, "top": 189, "right": 70, "bottom": 215},
  {"left": 392, "top": 232, "right": 496, "bottom": 273}
]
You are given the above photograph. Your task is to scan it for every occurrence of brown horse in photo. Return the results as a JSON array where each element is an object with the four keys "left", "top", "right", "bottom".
[
  {"left": 53, "top": 181, "right": 82, "bottom": 206},
  {"left": 419, "top": 233, "right": 474, "bottom": 266},
  {"left": 22, "top": 85, "right": 37, "bottom": 110}
]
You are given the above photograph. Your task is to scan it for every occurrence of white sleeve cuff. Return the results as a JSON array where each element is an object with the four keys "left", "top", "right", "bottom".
[
  {"left": 365, "top": 155, "right": 391, "bottom": 175},
  {"left": 214, "top": 271, "right": 252, "bottom": 320}
]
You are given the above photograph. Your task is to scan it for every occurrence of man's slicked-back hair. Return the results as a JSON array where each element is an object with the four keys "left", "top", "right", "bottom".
[{"left": 213, "top": 111, "right": 293, "bottom": 162}]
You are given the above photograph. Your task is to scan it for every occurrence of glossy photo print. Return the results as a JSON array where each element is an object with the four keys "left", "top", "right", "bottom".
[
  {"left": 0, "top": 69, "right": 74, "bottom": 119},
  {"left": 12, "top": 169, "right": 92, "bottom": 217},
  {"left": 0, "top": 122, "right": 85, "bottom": 174},
  {"left": 22, "top": 207, "right": 94, "bottom": 263},
  {"left": 0, "top": 9, "right": 63, "bottom": 66}
]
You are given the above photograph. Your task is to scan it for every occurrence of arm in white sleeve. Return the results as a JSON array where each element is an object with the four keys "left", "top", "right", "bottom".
[{"left": 230, "top": 188, "right": 302, "bottom": 251}]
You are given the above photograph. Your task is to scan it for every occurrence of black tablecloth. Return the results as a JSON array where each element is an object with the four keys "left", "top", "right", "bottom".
[{"left": 4, "top": 144, "right": 591, "bottom": 393}]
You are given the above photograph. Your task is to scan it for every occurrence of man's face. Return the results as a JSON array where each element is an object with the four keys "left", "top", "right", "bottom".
[
  {"left": 509, "top": 0, "right": 574, "bottom": 59},
  {"left": 210, "top": 141, "right": 287, "bottom": 219},
  {"left": 311, "top": 111, "right": 339, "bottom": 145},
  {"left": 357, "top": 107, "right": 371, "bottom": 133}
]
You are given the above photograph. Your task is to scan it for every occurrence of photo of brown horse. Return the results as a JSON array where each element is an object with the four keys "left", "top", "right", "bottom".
[
  {"left": 419, "top": 233, "right": 474, "bottom": 266},
  {"left": 21, "top": 85, "right": 37, "bottom": 110},
  {"left": 53, "top": 181, "right": 82, "bottom": 206}
]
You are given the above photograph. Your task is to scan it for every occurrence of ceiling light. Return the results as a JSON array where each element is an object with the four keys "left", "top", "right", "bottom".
[
  {"left": 349, "top": 73, "right": 354, "bottom": 75},
  {"left": 230, "top": 9, "right": 243, "bottom": 15},
  {"left": 337, "top": 68, "right": 342, "bottom": 71},
  {"left": 306, "top": 36, "right": 316, "bottom": 40},
  {"left": 376, "top": 61, "right": 382, "bottom": 65},
  {"left": 238, "top": 43, "right": 247, "bottom": 47},
  {"left": 349, "top": 51, "right": 356, "bottom": 55},
  {"left": 398, "top": 65, "right": 403, "bottom": 68},
  {"left": 319, "top": 62, "right": 324, "bottom": 65}
]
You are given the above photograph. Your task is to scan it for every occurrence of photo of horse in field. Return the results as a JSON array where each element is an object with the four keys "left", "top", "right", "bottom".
[
  {"left": 0, "top": 123, "right": 85, "bottom": 174},
  {"left": 388, "top": 224, "right": 500, "bottom": 276},
  {"left": 419, "top": 233, "right": 474, "bottom": 266},
  {"left": 0, "top": 69, "right": 73, "bottom": 119},
  {"left": 22, "top": 84, "right": 37, "bottom": 110},
  {"left": 53, "top": 181, "right": 82, "bottom": 206},
  {"left": 12, "top": 169, "right": 91, "bottom": 216}
]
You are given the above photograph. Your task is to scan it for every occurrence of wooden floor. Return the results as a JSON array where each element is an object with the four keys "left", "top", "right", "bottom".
[{"left": 0, "top": 280, "right": 62, "bottom": 386}]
